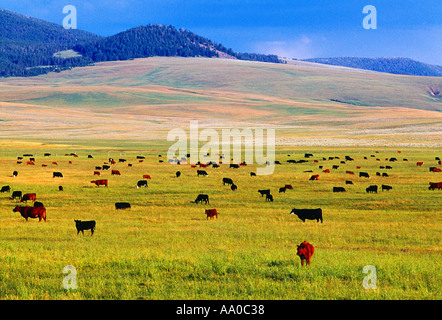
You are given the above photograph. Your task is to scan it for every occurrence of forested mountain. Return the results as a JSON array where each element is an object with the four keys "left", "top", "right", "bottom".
[{"left": 303, "top": 57, "right": 442, "bottom": 77}]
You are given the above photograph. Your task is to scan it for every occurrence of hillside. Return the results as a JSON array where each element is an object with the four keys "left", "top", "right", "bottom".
[{"left": 303, "top": 57, "right": 442, "bottom": 77}]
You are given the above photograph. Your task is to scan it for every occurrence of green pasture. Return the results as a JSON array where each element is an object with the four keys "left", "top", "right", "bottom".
[{"left": 0, "top": 142, "right": 440, "bottom": 299}]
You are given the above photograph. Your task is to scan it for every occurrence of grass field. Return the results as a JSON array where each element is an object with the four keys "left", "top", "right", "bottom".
[{"left": 0, "top": 140, "right": 440, "bottom": 300}]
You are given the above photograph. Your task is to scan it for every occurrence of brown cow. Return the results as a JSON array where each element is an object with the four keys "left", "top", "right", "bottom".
[
  {"left": 111, "top": 170, "right": 121, "bottom": 175},
  {"left": 13, "top": 206, "right": 46, "bottom": 222},
  {"left": 143, "top": 175, "right": 151, "bottom": 179},
  {"left": 309, "top": 175, "right": 319, "bottom": 181},
  {"left": 429, "top": 182, "right": 442, "bottom": 190},
  {"left": 93, "top": 171, "right": 101, "bottom": 176},
  {"left": 297, "top": 241, "right": 315, "bottom": 266},
  {"left": 417, "top": 162, "right": 424, "bottom": 166},
  {"left": 205, "top": 209, "right": 218, "bottom": 220},
  {"left": 21, "top": 193, "right": 36, "bottom": 203},
  {"left": 91, "top": 179, "right": 108, "bottom": 187}
]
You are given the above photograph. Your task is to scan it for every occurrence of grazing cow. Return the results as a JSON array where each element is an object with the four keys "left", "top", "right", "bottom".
[
  {"left": 333, "top": 187, "right": 346, "bottom": 193},
  {"left": 382, "top": 173, "right": 389, "bottom": 177},
  {"left": 34, "top": 201, "right": 44, "bottom": 207},
  {"left": 44, "top": 153, "right": 51, "bottom": 157},
  {"left": 366, "top": 185, "right": 378, "bottom": 193},
  {"left": 266, "top": 194, "right": 274, "bottom": 202},
  {"left": 297, "top": 241, "right": 315, "bottom": 266},
  {"left": 176, "top": 171, "right": 181, "bottom": 178},
  {"left": 59, "top": 186, "right": 64, "bottom": 191},
  {"left": 13, "top": 171, "right": 18, "bottom": 177},
  {"left": 27, "top": 161, "right": 35, "bottom": 165},
  {"left": 229, "top": 164, "right": 239, "bottom": 169},
  {"left": 231, "top": 184, "right": 237, "bottom": 191},
  {"left": 332, "top": 165, "right": 339, "bottom": 170},
  {"left": 223, "top": 178, "right": 234, "bottom": 186},
  {"left": 279, "top": 187, "right": 286, "bottom": 193},
  {"left": 345, "top": 180, "right": 353, "bottom": 185},
  {"left": 53, "top": 172, "right": 63, "bottom": 178},
  {"left": 137, "top": 156, "right": 145, "bottom": 159},
  {"left": 11, "top": 191, "right": 22, "bottom": 201},
  {"left": 199, "top": 163, "right": 208, "bottom": 168},
  {"left": 94, "top": 171, "right": 101, "bottom": 176},
  {"left": 21, "top": 193, "right": 36, "bottom": 203},
  {"left": 258, "top": 189, "right": 271, "bottom": 197},
  {"left": 205, "top": 209, "right": 218, "bottom": 220},
  {"left": 416, "top": 162, "right": 424, "bottom": 166},
  {"left": 74, "top": 220, "right": 95, "bottom": 236},
  {"left": 429, "top": 182, "right": 442, "bottom": 190},
  {"left": 386, "top": 165, "right": 392, "bottom": 169},
  {"left": 52, "top": 162, "right": 58, "bottom": 165},
  {"left": 290, "top": 208, "right": 323, "bottom": 223},
  {"left": 197, "top": 170, "right": 208, "bottom": 177},
  {"left": 376, "top": 172, "right": 381, "bottom": 176},
  {"left": 346, "top": 171, "right": 354, "bottom": 175},
  {"left": 359, "top": 172, "right": 370, "bottom": 178},
  {"left": 322, "top": 169, "right": 330, "bottom": 173},
  {"left": 88, "top": 155, "right": 93, "bottom": 159},
  {"left": 193, "top": 194, "right": 209, "bottom": 204},
  {"left": 382, "top": 185, "right": 393, "bottom": 191},
  {"left": 305, "top": 153, "right": 313, "bottom": 158},
  {"left": 13, "top": 206, "right": 46, "bottom": 222},
  {"left": 111, "top": 170, "right": 121, "bottom": 176},
  {"left": 91, "top": 179, "right": 108, "bottom": 187},
  {"left": 1, "top": 185, "right": 10, "bottom": 193},
  {"left": 102, "top": 165, "right": 110, "bottom": 170},
  {"left": 137, "top": 180, "right": 148, "bottom": 188},
  {"left": 250, "top": 172, "right": 256, "bottom": 177},
  {"left": 309, "top": 175, "right": 319, "bottom": 181},
  {"left": 345, "top": 156, "right": 354, "bottom": 161},
  {"left": 143, "top": 174, "right": 152, "bottom": 179},
  {"left": 285, "top": 184, "right": 293, "bottom": 190},
  {"left": 119, "top": 159, "right": 126, "bottom": 163},
  {"left": 95, "top": 166, "right": 102, "bottom": 170},
  {"left": 115, "top": 202, "right": 131, "bottom": 210}
]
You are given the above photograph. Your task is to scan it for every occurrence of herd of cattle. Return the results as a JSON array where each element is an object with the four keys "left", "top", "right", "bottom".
[{"left": 2, "top": 150, "right": 441, "bottom": 265}]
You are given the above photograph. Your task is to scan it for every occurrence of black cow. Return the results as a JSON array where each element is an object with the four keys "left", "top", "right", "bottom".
[
  {"left": 11, "top": 191, "right": 22, "bottom": 200},
  {"left": 119, "top": 159, "right": 127, "bottom": 163},
  {"left": 1, "top": 185, "right": 10, "bottom": 193},
  {"left": 333, "top": 187, "right": 346, "bottom": 192},
  {"left": 193, "top": 194, "right": 209, "bottom": 204},
  {"left": 290, "top": 208, "right": 323, "bottom": 223},
  {"left": 359, "top": 172, "right": 370, "bottom": 178},
  {"left": 53, "top": 172, "right": 63, "bottom": 178},
  {"left": 305, "top": 153, "right": 313, "bottom": 158},
  {"left": 176, "top": 171, "right": 181, "bottom": 178},
  {"left": 231, "top": 184, "right": 237, "bottom": 191},
  {"left": 88, "top": 155, "right": 93, "bottom": 158},
  {"left": 59, "top": 186, "right": 64, "bottom": 191},
  {"left": 74, "top": 220, "right": 96, "bottom": 236},
  {"left": 229, "top": 164, "right": 239, "bottom": 169},
  {"left": 137, "top": 156, "right": 145, "bottom": 159},
  {"left": 95, "top": 166, "right": 102, "bottom": 170},
  {"left": 13, "top": 171, "right": 18, "bottom": 177},
  {"left": 386, "top": 165, "right": 392, "bottom": 169},
  {"left": 382, "top": 173, "right": 389, "bottom": 177},
  {"left": 266, "top": 194, "right": 274, "bottom": 202},
  {"left": 44, "top": 153, "right": 51, "bottom": 157},
  {"left": 223, "top": 178, "right": 234, "bottom": 186},
  {"left": 34, "top": 201, "right": 44, "bottom": 207},
  {"left": 345, "top": 156, "right": 354, "bottom": 161},
  {"left": 345, "top": 180, "right": 353, "bottom": 185},
  {"left": 258, "top": 189, "right": 271, "bottom": 197},
  {"left": 366, "top": 185, "right": 378, "bottom": 193},
  {"left": 102, "top": 165, "right": 110, "bottom": 170},
  {"left": 137, "top": 180, "right": 148, "bottom": 188},
  {"left": 279, "top": 187, "right": 286, "bottom": 193},
  {"left": 197, "top": 170, "right": 208, "bottom": 177},
  {"left": 115, "top": 202, "right": 131, "bottom": 209},
  {"left": 381, "top": 185, "right": 393, "bottom": 191},
  {"left": 250, "top": 172, "right": 256, "bottom": 176},
  {"left": 332, "top": 165, "right": 339, "bottom": 169}
]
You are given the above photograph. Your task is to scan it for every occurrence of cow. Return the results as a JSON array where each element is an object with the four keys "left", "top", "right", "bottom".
[
  {"left": 416, "top": 162, "right": 424, "bottom": 166},
  {"left": 290, "top": 208, "right": 323, "bottom": 223},
  {"left": 93, "top": 171, "right": 101, "bottom": 176},
  {"left": 382, "top": 173, "right": 389, "bottom": 177},
  {"left": 333, "top": 187, "right": 346, "bottom": 193},
  {"left": 143, "top": 174, "right": 152, "bottom": 179},
  {"left": 11, "top": 191, "right": 22, "bottom": 201},
  {"left": 44, "top": 153, "right": 51, "bottom": 157},
  {"left": 376, "top": 172, "right": 381, "bottom": 176},
  {"left": 382, "top": 185, "right": 393, "bottom": 191},
  {"left": 322, "top": 169, "right": 330, "bottom": 173},
  {"left": 223, "top": 178, "right": 234, "bottom": 186},
  {"left": 52, "top": 162, "right": 58, "bottom": 165},
  {"left": 91, "top": 180, "right": 108, "bottom": 187},
  {"left": 137, "top": 156, "right": 145, "bottom": 159},
  {"left": 74, "top": 220, "right": 95, "bottom": 236},
  {"left": 309, "top": 175, "right": 319, "bottom": 181},
  {"left": 366, "top": 185, "right": 378, "bottom": 193},
  {"left": 345, "top": 156, "right": 354, "bottom": 161},
  {"left": 119, "top": 159, "right": 127, "bottom": 163},
  {"left": 305, "top": 153, "right": 313, "bottom": 158},
  {"left": 111, "top": 170, "right": 121, "bottom": 176},
  {"left": 21, "top": 193, "right": 36, "bottom": 203},
  {"left": 231, "top": 184, "right": 237, "bottom": 191},
  {"left": 115, "top": 202, "right": 131, "bottom": 210},
  {"left": 59, "top": 186, "right": 64, "bottom": 191},
  {"left": 137, "top": 180, "right": 148, "bottom": 188},
  {"left": 279, "top": 187, "right": 286, "bottom": 193},
  {"left": 95, "top": 166, "right": 102, "bottom": 170},
  {"left": 386, "top": 165, "right": 392, "bottom": 170},
  {"left": 193, "top": 194, "right": 209, "bottom": 204},
  {"left": 250, "top": 172, "right": 256, "bottom": 177},
  {"left": 258, "top": 189, "right": 271, "bottom": 197},
  {"left": 176, "top": 171, "right": 181, "bottom": 178},
  {"left": 53, "top": 172, "right": 63, "bottom": 178},
  {"left": 197, "top": 170, "right": 208, "bottom": 177},
  {"left": 27, "top": 161, "right": 35, "bottom": 165},
  {"left": 429, "top": 182, "right": 442, "bottom": 190},
  {"left": 13, "top": 206, "right": 46, "bottom": 222},
  {"left": 359, "top": 172, "right": 370, "bottom": 178},
  {"left": 205, "top": 209, "right": 218, "bottom": 220},
  {"left": 1, "top": 185, "right": 10, "bottom": 193},
  {"left": 88, "top": 155, "right": 93, "bottom": 159},
  {"left": 297, "top": 241, "right": 315, "bottom": 266},
  {"left": 266, "top": 194, "right": 274, "bottom": 202},
  {"left": 345, "top": 180, "right": 353, "bottom": 185},
  {"left": 13, "top": 171, "right": 18, "bottom": 177},
  {"left": 346, "top": 171, "right": 354, "bottom": 175},
  {"left": 229, "top": 164, "right": 239, "bottom": 169},
  {"left": 284, "top": 184, "right": 293, "bottom": 190},
  {"left": 332, "top": 165, "right": 339, "bottom": 170},
  {"left": 102, "top": 165, "right": 110, "bottom": 170},
  {"left": 34, "top": 201, "right": 44, "bottom": 207}
]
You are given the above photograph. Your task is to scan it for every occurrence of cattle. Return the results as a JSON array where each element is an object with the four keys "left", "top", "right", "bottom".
[
  {"left": 333, "top": 187, "right": 346, "bottom": 193},
  {"left": 382, "top": 173, "right": 389, "bottom": 177},
  {"left": 381, "top": 185, "right": 393, "bottom": 191},
  {"left": 21, "top": 193, "right": 36, "bottom": 203},
  {"left": 119, "top": 159, "right": 127, "bottom": 163},
  {"left": 199, "top": 163, "right": 208, "bottom": 168},
  {"left": 386, "top": 165, "right": 392, "bottom": 170},
  {"left": 229, "top": 164, "right": 239, "bottom": 169},
  {"left": 11, "top": 191, "right": 22, "bottom": 201},
  {"left": 346, "top": 171, "right": 354, "bottom": 175},
  {"left": 27, "top": 161, "right": 35, "bottom": 165},
  {"left": 74, "top": 220, "right": 95, "bottom": 236},
  {"left": 13, "top": 206, "right": 46, "bottom": 222},
  {"left": 59, "top": 186, "right": 64, "bottom": 191},
  {"left": 366, "top": 185, "right": 378, "bottom": 193},
  {"left": 322, "top": 169, "right": 330, "bottom": 173},
  {"left": 44, "top": 153, "right": 51, "bottom": 157},
  {"left": 1, "top": 185, "right": 10, "bottom": 193},
  {"left": 52, "top": 162, "right": 58, "bottom": 165},
  {"left": 290, "top": 208, "right": 323, "bottom": 223},
  {"left": 345, "top": 156, "right": 354, "bottom": 161},
  {"left": 137, "top": 156, "right": 145, "bottom": 159},
  {"left": 13, "top": 171, "right": 18, "bottom": 177},
  {"left": 279, "top": 187, "right": 286, "bottom": 193},
  {"left": 102, "top": 165, "right": 110, "bottom": 170},
  {"left": 115, "top": 202, "right": 131, "bottom": 210},
  {"left": 231, "top": 184, "right": 237, "bottom": 191},
  {"left": 136, "top": 180, "right": 148, "bottom": 188},
  {"left": 416, "top": 162, "right": 423, "bottom": 166},
  {"left": 143, "top": 175, "right": 152, "bottom": 179},
  {"left": 205, "top": 209, "right": 218, "bottom": 220},
  {"left": 223, "top": 178, "right": 234, "bottom": 186},
  {"left": 95, "top": 166, "right": 102, "bottom": 170},
  {"left": 359, "top": 172, "right": 370, "bottom": 178},
  {"left": 376, "top": 172, "right": 381, "bottom": 176},
  {"left": 258, "top": 189, "right": 271, "bottom": 197},
  {"left": 332, "top": 165, "right": 339, "bottom": 170},
  {"left": 266, "top": 194, "right": 274, "bottom": 202},
  {"left": 34, "top": 201, "right": 44, "bottom": 207},
  {"left": 53, "top": 172, "right": 63, "bottom": 178},
  {"left": 88, "top": 155, "right": 93, "bottom": 159},
  {"left": 197, "top": 170, "right": 208, "bottom": 177},
  {"left": 176, "top": 171, "right": 181, "bottom": 178},
  {"left": 429, "top": 182, "right": 442, "bottom": 190},
  {"left": 212, "top": 164, "right": 220, "bottom": 168},
  {"left": 309, "top": 175, "right": 319, "bottom": 181},
  {"left": 284, "top": 184, "right": 293, "bottom": 190},
  {"left": 297, "top": 241, "right": 315, "bottom": 266},
  {"left": 345, "top": 180, "right": 353, "bottom": 185},
  {"left": 305, "top": 153, "right": 313, "bottom": 158},
  {"left": 111, "top": 170, "right": 121, "bottom": 176},
  {"left": 250, "top": 172, "right": 256, "bottom": 177},
  {"left": 193, "top": 194, "right": 209, "bottom": 204},
  {"left": 91, "top": 180, "right": 108, "bottom": 187},
  {"left": 94, "top": 171, "right": 101, "bottom": 176},
  {"left": 430, "top": 167, "right": 442, "bottom": 172}
]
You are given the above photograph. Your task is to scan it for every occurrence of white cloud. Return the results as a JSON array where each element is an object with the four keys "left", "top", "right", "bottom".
[{"left": 252, "top": 35, "right": 322, "bottom": 59}]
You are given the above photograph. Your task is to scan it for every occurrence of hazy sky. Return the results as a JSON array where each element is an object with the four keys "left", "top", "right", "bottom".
[{"left": 1, "top": 0, "right": 441, "bottom": 65}]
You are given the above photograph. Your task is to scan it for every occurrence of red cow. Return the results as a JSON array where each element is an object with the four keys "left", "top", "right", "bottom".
[
  {"left": 284, "top": 184, "right": 293, "bottom": 190},
  {"left": 143, "top": 175, "right": 151, "bottom": 179},
  {"left": 27, "top": 161, "right": 35, "bottom": 165},
  {"left": 13, "top": 206, "right": 46, "bottom": 222},
  {"left": 429, "top": 182, "right": 442, "bottom": 190},
  {"left": 430, "top": 168, "right": 441, "bottom": 172},
  {"left": 42, "top": 164, "right": 47, "bottom": 167},
  {"left": 309, "top": 175, "right": 319, "bottom": 181},
  {"left": 52, "top": 162, "right": 58, "bottom": 165},
  {"left": 191, "top": 165, "right": 197, "bottom": 168},
  {"left": 111, "top": 170, "right": 121, "bottom": 176},
  {"left": 296, "top": 241, "right": 315, "bottom": 266},
  {"left": 21, "top": 193, "right": 36, "bottom": 203},
  {"left": 199, "top": 164, "right": 208, "bottom": 168},
  {"left": 439, "top": 160, "right": 441, "bottom": 165},
  {"left": 93, "top": 171, "right": 101, "bottom": 176},
  {"left": 68, "top": 161, "right": 72, "bottom": 164},
  {"left": 346, "top": 171, "right": 354, "bottom": 175},
  {"left": 322, "top": 169, "right": 330, "bottom": 173},
  {"left": 205, "top": 209, "right": 218, "bottom": 220},
  {"left": 417, "top": 162, "right": 424, "bottom": 166},
  {"left": 314, "top": 160, "right": 318, "bottom": 163},
  {"left": 239, "top": 162, "right": 247, "bottom": 166},
  {"left": 356, "top": 166, "right": 361, "bottom": 169},
  {"left": 91, "top": 179, "right": 108, "bottom": 187}
]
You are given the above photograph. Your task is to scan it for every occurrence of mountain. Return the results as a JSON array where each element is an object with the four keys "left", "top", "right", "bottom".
[{"left": 302, "top": 57, "right": 442, "bottom": 77}]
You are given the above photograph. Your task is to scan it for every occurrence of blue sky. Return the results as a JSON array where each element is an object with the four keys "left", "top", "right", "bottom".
[{"left": 1, "top": 0, "right": 441, "bottom": 65}]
